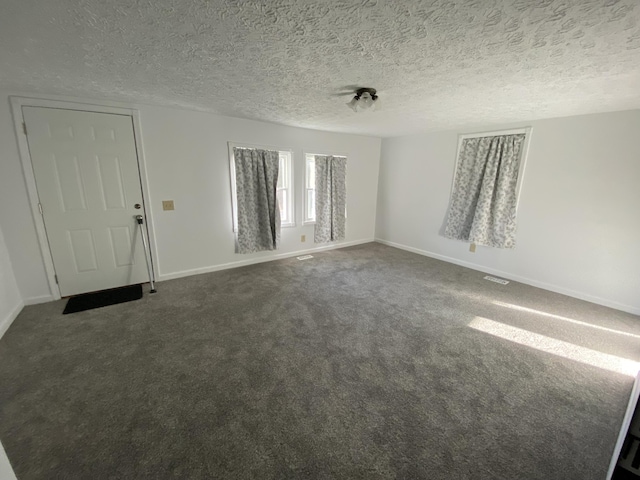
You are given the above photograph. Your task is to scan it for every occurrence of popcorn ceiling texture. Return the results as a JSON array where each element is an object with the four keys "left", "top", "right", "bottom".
[{"left": 1, "top": 0, "right": 639, "bottom": 136}]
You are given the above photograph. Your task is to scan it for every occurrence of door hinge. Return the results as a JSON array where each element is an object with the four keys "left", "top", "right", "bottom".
[
  {"left": 22, "top": 122, "right": 27, "bottom": 135},
  {"left": 54, "top": 274, "right": 58, "bottom": 284},
  {"left": 38, "top": 203, "right": 43, "bottom": 215}
]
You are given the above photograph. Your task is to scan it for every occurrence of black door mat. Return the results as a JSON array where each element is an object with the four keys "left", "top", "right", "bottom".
[{"left": 63, "top": 284, "right": 143, "bottom": 314}]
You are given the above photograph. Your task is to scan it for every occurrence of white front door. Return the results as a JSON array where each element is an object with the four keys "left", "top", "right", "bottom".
[{"left": 23, "top": 106, "right": 149, "bottom": 296}]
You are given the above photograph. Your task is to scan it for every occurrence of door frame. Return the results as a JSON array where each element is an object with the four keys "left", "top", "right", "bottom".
[{"left": 10, "top": 97, "right": 157, "bottom": 300}]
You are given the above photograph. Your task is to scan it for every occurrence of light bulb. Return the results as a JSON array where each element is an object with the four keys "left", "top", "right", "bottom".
[
  {"left": 346, "top": 91, "right": 379, "bottom": 112},
  {"left": 359, "top": 92, "right": 373, "bottom": 110}
]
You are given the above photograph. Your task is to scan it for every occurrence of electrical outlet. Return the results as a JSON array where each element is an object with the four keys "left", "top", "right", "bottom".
[
  {"left": 162, "top": 200, "right": 174, "bottom": 211},
  {"left": 301, "top": 235, "right": 306, "bottom": 242},
  {"left": 469, "top": 243, "right": 476, "bottom": 253}
]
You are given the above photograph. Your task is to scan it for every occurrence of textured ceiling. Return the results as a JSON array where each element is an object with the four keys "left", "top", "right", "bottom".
[{"left": 1, "top": 0, "right": 640, "bottom": 137}]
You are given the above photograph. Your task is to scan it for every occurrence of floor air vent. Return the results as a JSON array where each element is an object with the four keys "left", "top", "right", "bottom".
[
  {"left": 297, "top": 255, "right": 314, "bottom": 261},
  {"left": 484, "top": 275, "right": 509, "bottom": 285}
]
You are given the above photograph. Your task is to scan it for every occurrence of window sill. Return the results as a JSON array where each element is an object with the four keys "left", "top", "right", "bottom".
[
  {"left": 281, "top": 222, "right": 296, "bottom": 228},
  {"left": 303, "top": 220, "right": 316, "bottom": 226}
]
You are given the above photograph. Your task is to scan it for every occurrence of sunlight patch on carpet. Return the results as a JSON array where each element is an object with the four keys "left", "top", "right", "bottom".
[
  {"left": 492, "top": 301, "right": 640, "bottom": 340},
  {"left": 469, "top": 316, "right": 640, "bottom": 376}
]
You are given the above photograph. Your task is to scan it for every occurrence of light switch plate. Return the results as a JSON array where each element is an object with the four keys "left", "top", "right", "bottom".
[
  {"left": 469, "top": 243, "right": 476, "bottom": 253},
  {"left": 301, "top": 235, "right": 306, "bottom": 242},
  {"left": 162, "top": 200, "right": 175, "bottom": 211}
]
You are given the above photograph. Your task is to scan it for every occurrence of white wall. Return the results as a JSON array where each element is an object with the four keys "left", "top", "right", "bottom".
[
  {"left": 0, "top": 92, "right": 381, "bottom": 300},
  {"left": 376, "top": 110, "right": 640, "bottom": 315},
  {"left": 0, "top": 96, "right": 50, "bottom": 303},
  {"left": 0, "top": 221, "right": 22, "bottom": 338},
  {"left": 140, "top": 106, "right": 381, "bottom": 279}
]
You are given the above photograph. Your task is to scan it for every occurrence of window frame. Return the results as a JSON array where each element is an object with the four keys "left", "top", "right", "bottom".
[
  {"left": 451, "top": 127, "right": 532, "bottom": 213},
  {"left": 228, "top": 142, "right": 295, "bottom": 231}
]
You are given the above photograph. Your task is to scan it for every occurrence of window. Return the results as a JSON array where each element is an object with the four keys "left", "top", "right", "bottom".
[
  {"left": 228, "top": 143, "right": 294, "bottom": 230},
  {"left": 312, "top": 154, "right": 347, "bottom": 243},
  {"left": 443, "top": 128, "right": 531, "bottom": 249},
  {"left": 304, "top": 153, "right": 316, "bottom": 223},
  {"left": 277, "top": 151, "right": 294, "bottom": 227},
  {"left": 305, "top": 153, "right": 348, "bottom": 225}
]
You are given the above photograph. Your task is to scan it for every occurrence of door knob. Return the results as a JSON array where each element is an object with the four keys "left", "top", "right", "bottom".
[{"left": 134, "top": 203, "right": 141, "bottom": 209}]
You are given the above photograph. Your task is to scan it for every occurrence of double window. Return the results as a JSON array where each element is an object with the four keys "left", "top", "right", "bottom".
[{"left": 228, "top": 145, "right": 346, "bottom": 231}]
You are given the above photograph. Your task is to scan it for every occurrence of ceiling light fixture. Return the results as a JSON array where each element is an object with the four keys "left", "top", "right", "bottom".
[{"left": 347, "top": 87, "right": 379, "bottom": 112}]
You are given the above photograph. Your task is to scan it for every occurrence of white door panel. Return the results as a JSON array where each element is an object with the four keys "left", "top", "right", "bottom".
[{"left": 23, "top": 107, "right": 149, "bottom": 296}]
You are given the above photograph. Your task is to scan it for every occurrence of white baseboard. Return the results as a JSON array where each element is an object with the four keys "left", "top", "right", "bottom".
[
  {"left": 0, "top": 300, "right": 24, "bottom": 339},
  {"left": 158, "top": 238, "right": 374, "bottom": 282},
  {"left": 23, "top": 295, "right": 55, "bottom": 306},
  {"left": 375, "top": 238, "right": 640, "bottom": 316}
]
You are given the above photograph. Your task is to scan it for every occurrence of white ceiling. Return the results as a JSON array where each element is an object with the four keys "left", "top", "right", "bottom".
[{"left": 1, "top": 0, "right": 639, "bottom": 137}]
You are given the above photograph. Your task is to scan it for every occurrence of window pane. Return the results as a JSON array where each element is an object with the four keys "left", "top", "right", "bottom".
[
  {"left": 277, "top": 157, "right": 285, "bottom": 189},
  {"left": 306, "top": 189, "right": 315, "bottom": 221},
  {"left": 306, "top": 159, "right": 315, "bottom": 188},
  {"left": 277, "top": 189, "right": 287, "bottom": 223}
]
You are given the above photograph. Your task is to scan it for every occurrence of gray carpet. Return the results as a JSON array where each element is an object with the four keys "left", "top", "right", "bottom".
[{"left": 0, "top": 243, "right": 639, "bottom": 479}]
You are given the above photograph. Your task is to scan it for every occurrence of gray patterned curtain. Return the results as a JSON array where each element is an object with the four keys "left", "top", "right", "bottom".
[
  {"left": 233, "top": 147, "right": 280, "bottom": 253},
  {"left": 314, "top": 155, "right": 347, "bottom": 243},
  {"left": 444, "top": 134, "right": 525, "bottom": 248}
]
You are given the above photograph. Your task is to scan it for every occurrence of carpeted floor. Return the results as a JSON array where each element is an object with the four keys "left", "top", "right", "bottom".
[{"left": 1, "top": 243, "right": 639, "bottom": 479}]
